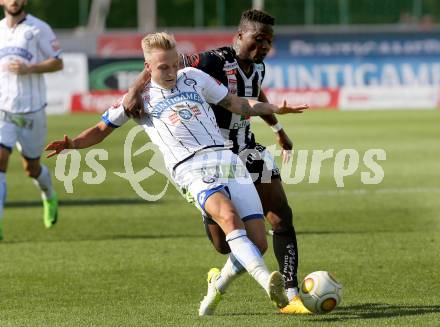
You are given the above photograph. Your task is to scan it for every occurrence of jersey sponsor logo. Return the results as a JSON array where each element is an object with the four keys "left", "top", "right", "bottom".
[
  {"left": 168, "top": 104, "right": 201, "bottom": 125},
  {"left": 231, "top": 119, "right": 250, "bottom": 130},
  {"left": 202, "top": 176, "right": 217, "bottom": 184},
  {"left": 227, "top": 77, "right": 237, "bottom": 94},
  {"left": 0, "top": 47, "right": 33, "bottom": 61},
  {"left": 151, "top": 92, "right": 203, "bottom": 118},
  {"left": 255, "top": 63, "right": 264, "bottom": 71},
  {"left": 178, "top": 108, "right": 192, "bottom": 119},
  {"left": 223, "top": 61, "right": 239, "bottom": 71},
  {"left": 184, "top": 78, "right": 197, "bottom": 86}
]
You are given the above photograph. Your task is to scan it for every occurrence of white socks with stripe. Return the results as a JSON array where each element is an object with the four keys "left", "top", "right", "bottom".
[
  {"left": 215, "top": 254, "right": 245, "bottom": 293},
  {"left": 224, "top": 229, "right": 271, "bottom": 293},
  {"left": 32, "top": 165, "right": 54, "bottom": 200}
]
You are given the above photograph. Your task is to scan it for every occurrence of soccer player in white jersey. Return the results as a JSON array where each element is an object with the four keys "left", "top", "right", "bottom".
[
  {"left": 46, "top": 32, "right": 308, "bottom": 315},
  {"left": 0, "top": 0, "right": 63, "bottom": 239}
]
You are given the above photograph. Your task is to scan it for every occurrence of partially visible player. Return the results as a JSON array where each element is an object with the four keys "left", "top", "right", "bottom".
[
  {"left": 0, "top": 0, "right": 63, "bottom": 239},
  {"left": 123, "top": 9, "right": 309, "bottom": 314},
  {"left": 46, "top": 32, "right": 308, "bottom": 314}
]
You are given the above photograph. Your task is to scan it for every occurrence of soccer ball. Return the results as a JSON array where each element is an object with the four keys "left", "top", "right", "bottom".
[{"left": 299, "top": 271, "right": 342, "bottom": 314}]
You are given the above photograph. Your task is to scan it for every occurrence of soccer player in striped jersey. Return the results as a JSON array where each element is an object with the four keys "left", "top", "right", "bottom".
[
  {"left": 0, "top": 0, "right": 63, "bottom": 239},
  {"left": 124, "top": 10, "right": 309, "bottom": 314},
  {"left": 45, "top": 32, "right": 308, "bottom": 315}
]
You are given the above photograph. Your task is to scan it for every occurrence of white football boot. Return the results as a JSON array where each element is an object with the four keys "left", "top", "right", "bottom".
[{"left": 199, "top": 268, "right": 222, "bottom": 316}]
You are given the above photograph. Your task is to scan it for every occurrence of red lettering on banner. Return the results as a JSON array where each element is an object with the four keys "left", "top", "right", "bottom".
[
  {"left": 70, "top": 91, "right": 126, "bottom": 113},
  {"left": 264, "top": 88, "right": 340, "bottom": 109}
]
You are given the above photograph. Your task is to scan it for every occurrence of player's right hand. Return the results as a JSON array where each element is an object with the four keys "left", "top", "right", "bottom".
[
  {"left": 276, "top": 101, "right": 309, "bottom": 114},
  {"left": 45, "top": 135, "right": 74, "bottom": 158}
]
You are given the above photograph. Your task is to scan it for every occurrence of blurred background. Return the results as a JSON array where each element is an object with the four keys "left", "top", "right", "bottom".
[{"left": 3, "top": 0, "right": 439, "bottom": 114}]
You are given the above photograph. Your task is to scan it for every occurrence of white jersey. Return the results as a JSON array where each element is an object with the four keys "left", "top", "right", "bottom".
[
  {"left": 102, "top": 67, "right": 230, "bottom": 171},
  {"left": 0, "top": 14, "right": 62, "bottom": 114}
]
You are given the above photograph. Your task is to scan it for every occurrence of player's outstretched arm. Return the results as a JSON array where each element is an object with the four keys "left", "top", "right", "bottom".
[
  {"left": 122, "top": 68, "right": 151, "bottom": 119},
  {"left": 45, "top": 121, "right": 114, "bottom": 158},
  {"left": 217, "top": 92, "right": 309, "bottom": 116}
]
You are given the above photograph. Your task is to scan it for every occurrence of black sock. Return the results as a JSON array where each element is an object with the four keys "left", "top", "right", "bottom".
[{"left": 273, "top": 226, "right": 299, "bottom": 289}]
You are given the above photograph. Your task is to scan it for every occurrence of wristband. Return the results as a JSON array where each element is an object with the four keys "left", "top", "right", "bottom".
[{"left": 270, "top": 122, "right": 283, "bottom": 133}]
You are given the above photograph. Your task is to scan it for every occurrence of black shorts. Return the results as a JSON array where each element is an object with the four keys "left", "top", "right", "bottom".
[
  {"left": 238, "top": 143, "right": 281, "bottom": 185},
  {"left": 203, "top": 143, "right": 281, "bottom": 226}
]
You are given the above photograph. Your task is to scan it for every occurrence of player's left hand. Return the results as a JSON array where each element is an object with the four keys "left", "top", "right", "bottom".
[
  {"left": 8, "top": 60, "right": 30, "bottom": 75},
  {"left": 45, "top": 135, "right": 74, "bottom": 158},
  {"left": 276, "top": 129, "right": 293, "bottom": 164},
  {"left": 276, "top": 101, "right": 309, "bottom": 115}
]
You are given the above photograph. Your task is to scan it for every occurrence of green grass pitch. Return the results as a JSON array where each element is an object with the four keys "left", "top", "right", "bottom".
[{"left": 0, "top": 109, "right": 439, "bottom": 326}]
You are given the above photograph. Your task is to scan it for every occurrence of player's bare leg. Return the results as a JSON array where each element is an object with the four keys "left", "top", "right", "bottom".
[
  {"left": 22, "top": 157, "right": 58, "bottom": 228},
  {"left": 202, "top": 178, "right": 308, "bottom": 313},
  {"left": 0, "top": 146, "right": 10, "bottom": 240},
  {"left": 199, "top": 191, "right": 287, "bottom": 315}
]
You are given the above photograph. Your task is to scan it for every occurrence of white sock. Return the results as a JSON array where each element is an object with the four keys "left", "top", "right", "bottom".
[
  {"left": 32, "top": 165, "right": 53, "bottom": 200},
  {"left": 286, "top": 287, "right": 299, "bottom": 301},
  {"left": 215, "top": 254, "right": 245, "bottom": 293},
  {"left": 225, "top": 229, "right": 271, "bottom": 293},
  {"left": 0, "top": 172, "right": 6, "bottom": 225}
]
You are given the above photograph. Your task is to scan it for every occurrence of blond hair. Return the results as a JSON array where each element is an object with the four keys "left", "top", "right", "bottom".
[{"left": 141, "top": 32, "right": 176, "bottom": 60}]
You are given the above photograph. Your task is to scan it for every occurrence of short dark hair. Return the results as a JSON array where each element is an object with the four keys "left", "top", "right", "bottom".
[{"left": 239, "top": 9, "right": 275, "bottom": 29}]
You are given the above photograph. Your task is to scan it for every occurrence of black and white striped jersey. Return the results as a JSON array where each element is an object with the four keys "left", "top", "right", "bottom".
[
  {"left": 102, "top": 67, "right": 230, "bottom": 172},
  {"left": 0, "top": 14, "right": 62, "bottom": 113},
  {"left": 181, "top": 46, "right": 265, "bottom": 153}
]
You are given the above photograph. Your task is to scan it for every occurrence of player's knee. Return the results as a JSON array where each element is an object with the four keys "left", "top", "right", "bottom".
[
  {"left": 218, "top": 210, "right": 240, "bottom": 230},
  {"left": 267, "top": 204, "right": 293, "bottom": 233},
  {"left": 24, "top": 164, "right": 41, "bottom": 178}
]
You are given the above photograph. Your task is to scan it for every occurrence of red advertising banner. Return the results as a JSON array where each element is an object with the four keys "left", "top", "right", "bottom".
[
  {"left": 264, "top": 88, "right": 340, "bottom": 109},
  {"left": 70, "top": 91, "right": 125, "bottom": 113},
  {"left": 98, "top": 32, "right": 234, "bottom": 57},
  {"left": 72, "top": 88, "right": 341, "bottom": 113}
]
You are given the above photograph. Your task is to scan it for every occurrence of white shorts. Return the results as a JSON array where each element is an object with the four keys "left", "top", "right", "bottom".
[
  {"left": 0, "top": 109, "right": 47, "bottom": 159},
  {"left": 173, "top": 148, "right": 264, "bottom": 222}
]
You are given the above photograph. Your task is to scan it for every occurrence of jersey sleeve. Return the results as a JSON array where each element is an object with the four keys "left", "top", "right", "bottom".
[
  {"left": 37, "top": 22, "right": 62, "bottom": 59},
  {"left": 101, "top": 95, "right": 130, "bottom": 128},
  {"left": 180, "top": 50, "right": 224, "bottom": 77},
  {"left": 194, "top": 69, "right": 228, "bottom": 105}
]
